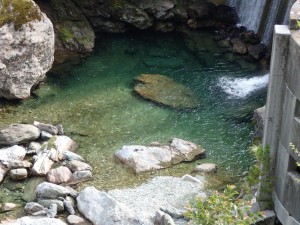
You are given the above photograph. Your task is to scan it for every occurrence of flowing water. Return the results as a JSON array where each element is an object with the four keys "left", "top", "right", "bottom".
[{"left": 0, "top": 31, "right": 267, "bottom": 207}]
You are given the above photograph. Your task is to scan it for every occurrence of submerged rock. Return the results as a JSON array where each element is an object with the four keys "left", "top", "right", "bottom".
[
  {"left": 134, "top": 74, "right": 199, "bottom": 109},
  {"left": 115, "top": 138, "right": 205, "bottom": 173},
  {"left": 192, "top": 163, "right": 217, "bottom": 173},
  {"left": 0, "top": 0, "right": 54, "bottom": 99}
]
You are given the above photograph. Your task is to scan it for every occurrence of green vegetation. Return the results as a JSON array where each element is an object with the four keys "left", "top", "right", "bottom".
[
  {"left": 185, "top": 185, "right": 262, "bottom": 225},
  {"left": 290, "top": 143, "right": 300, "bottom": 182},
  {"left": 0, "top": 0, "right": 41, "bottom": 30},
  {"left": 186, "top": 145, "right": 272, "bottom": 224},
  {"left": 58, "top": 27, "right": 74, "bottom": 42}
]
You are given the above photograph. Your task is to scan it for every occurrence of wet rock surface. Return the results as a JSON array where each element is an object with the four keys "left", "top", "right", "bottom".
[{"left": 134, "top": 74, "right": 199, "bottom": 109}]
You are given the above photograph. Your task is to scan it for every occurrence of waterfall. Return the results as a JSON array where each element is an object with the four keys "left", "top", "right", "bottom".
[
  {"left": 227, "top": 0, "right": 296, "bottom": 45},
  {"left": 227, "top": 0, "right": 266, "bottom": 33}
]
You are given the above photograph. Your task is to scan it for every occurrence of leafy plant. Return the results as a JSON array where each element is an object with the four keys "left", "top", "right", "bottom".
[
  {"left": 289, "top": 143, "right": 300, "bottom": 182},
  {"left": 0, "top": 0, "right": 41, "bottom": 30},
  {"left": 185, "top": 185, "right": 262, "bottom": 225}
]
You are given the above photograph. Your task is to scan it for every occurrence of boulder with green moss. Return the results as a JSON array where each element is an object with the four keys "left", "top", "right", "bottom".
[{"left": 0, "top": 0, "right": 55, "bottom": 99}]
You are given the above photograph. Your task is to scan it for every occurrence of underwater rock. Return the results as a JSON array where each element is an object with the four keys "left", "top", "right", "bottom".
[
  {"left": 46, "top": 166, "right": 73, "bottom": 184},
  {"left": 0, "top": 0, "right": 54, "bottom": 99},
  {"left": 115, "top": 138, "right": 205, "bottom": 173},
  {"left": 69, "top": 170, "right": 93, "bottom": 184},
  {"left": 134, "top": 74, "right": 199, "bottom": 109},
  {"left": 0, "top": 124, "right": 40, "bottom": 145},
  {"left": 63, "top": 151, "right": 85, "bottom": 162},
  {"left": 192, "top": 163, "right": 217, "bottom": 173},
  {"left": 77, "top": 187, "right": 142, "bottom": 225},
  {"left": 34, "top": 121, "right": 59, "bottom": 135}
]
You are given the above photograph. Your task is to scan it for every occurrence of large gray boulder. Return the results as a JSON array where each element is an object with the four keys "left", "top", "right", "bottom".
[
  {"left": 0, "top": 0, "right": 54, "bottom": 100},
  {"left": 77, "top": 187, "right": 143, "bottom": 225},
  {"left": 0, "top": 124, "right": 40, "bottom": 145},
  {"left": 114, "top": 138, "right": 205, "bottom": 173}
]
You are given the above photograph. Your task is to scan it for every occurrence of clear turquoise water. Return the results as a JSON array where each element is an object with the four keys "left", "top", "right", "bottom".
[{"left": 0, "top": 31, "right": 267, "bottom": 191}]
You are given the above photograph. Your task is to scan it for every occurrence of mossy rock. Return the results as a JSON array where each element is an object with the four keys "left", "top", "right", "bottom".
[
  {"left": 0, "top": 0, "right": 41, "bottom": 30},
  {"left": 134, "top": 74, "right": 199, "bottom": 109}
]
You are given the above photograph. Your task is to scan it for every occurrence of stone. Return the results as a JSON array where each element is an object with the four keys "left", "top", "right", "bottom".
[
  {"left": 0, "top": 145, "right": 26, "bottom": 162},
  {"left": 55, "top": 136, "right": 78, "bottom": 154},
  {"left": 34, "top": 121, "right": 58, "bottom": 135},
  {"left": 154, "top": 210, "right": 175, "bottom": 225},
  {"left": 0, "top": 1, "right": 54, "bottom": 99},
  {"left": 70, "top": 170, "right": 92, "bottom": 184},
  {"left": 67, "top": 215, "right": 90, "bottom": 225},
  {"left": 253, "top": 105, "right": 265, "bottom": 142},
  {"left": 63, "top": 151, "right": 84, "bottom": 162},
  {"left": 115, "top": 138, "right": 205, "bottom": 173},
  {"left": 134, "top": 74, "right": 199, "bottom": 109},
  {"left": 47, "top": 166, "right": 73, "bottom": 184},
  {"left": 192, "top": 163, "right": 217, "bottom": 173},
  {"left": 240, "top": 30, "right": 260, "bottom": 44},
  {"left": 24, "top": 202, "right": 46, "bottom": 216},
  {"left": 0, "top": 124, "right": 40, "bottom": 145},
  {"left": 31, "top": 151, "right": 54, "bottom": 176},
  {"left": 118, "top": 4, "right": 153, "bottom": 30},
  {"left": 10, "top": 168, "right": 28, "bottom": 180},
  {"left": 36, "top": 182, "right": 70, "bottom": 200},
  {"left": 4, "top": 216, "right": 67, "bottom": 225},
  {"left": 56, "top": 125, "right": 64, "bottom": 135},
  {"left": 0, "top": 146, "right": 27, "bottom": 183},
  {"left": 4, "top": 160, "right": 32, "bottom": 169},
  {"left": 38, "top": 199, "right": 64, "bottom": 213},
  {"left": 248, "top": 43, "right": 267, "bottom": 60},
  {"left": 58, "top": 197, "right": 75, "bottom": 215},
  {"left": 232, "top": 39, "right": 248, "bottom": 55},
  {"left": 1, "top": 203, "right": 20, "bottom": 212},
  {"left": 64, "top": 186, "right": 79, "bottom": 198},
  {"left": 169, "top": 138, "right": 206, "bottom": 162},
  {"left": 66, "top": 160, "right": 92, "bottom": 172},
  {"left": 41, "top": 131, "right": 53, "bottom": 140},
  {"left": 47, "top": 204, "right": 57, "bottom": 218},
  {"left": 27, "top": 142, "right": 42, "bottom": 154},
  {"left": 22, "top": 177, "right": 45, "bottom": 202},
  {"left": 77, "top": 187, "right": 141, "bottom": 225},
  {"left": 139, "top": 0, "right": 175, "bottom": 19}
]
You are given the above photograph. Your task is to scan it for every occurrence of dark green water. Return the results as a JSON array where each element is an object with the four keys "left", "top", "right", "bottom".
[{"left": 0, "top": 31, "right": 267, "bottom": 192}]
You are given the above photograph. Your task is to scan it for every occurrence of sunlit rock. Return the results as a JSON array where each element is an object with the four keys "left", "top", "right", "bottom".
[
  {"left": 134, "top": 74, "right": 199, "bottom": 109},
  {"left": 0, "top": 0, "right": 54, "bottom": 99}
]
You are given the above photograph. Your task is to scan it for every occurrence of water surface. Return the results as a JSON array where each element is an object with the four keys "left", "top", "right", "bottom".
[{"left": 0, "top": 31, "right": 267, "bottom": 193}]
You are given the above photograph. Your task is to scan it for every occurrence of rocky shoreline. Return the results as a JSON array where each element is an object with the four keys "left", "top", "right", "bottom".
[{"left": 0, "top": 122, "right": 217, "bottom": 225}]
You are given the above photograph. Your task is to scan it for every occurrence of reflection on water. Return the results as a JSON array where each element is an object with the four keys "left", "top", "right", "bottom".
[{"left": 0, "top": 31, "right": 267, "bottom": 194}]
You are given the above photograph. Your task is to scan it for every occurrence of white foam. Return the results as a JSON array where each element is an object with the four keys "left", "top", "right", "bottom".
[{"left": 218, "top": 74, "right": 269, "bottom": 98}]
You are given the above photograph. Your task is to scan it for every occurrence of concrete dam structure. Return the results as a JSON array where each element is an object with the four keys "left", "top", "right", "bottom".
[{"left": 263, "top": 1, "right": 300, "bottom": 224}]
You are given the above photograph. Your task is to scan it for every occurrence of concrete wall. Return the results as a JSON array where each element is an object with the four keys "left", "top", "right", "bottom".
[{"left": 263, "top": 1, "right": 300, "bottom": 224}]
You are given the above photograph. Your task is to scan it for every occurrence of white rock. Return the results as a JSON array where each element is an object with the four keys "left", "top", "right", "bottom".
[
  {"left": 63, "top": 151, "right": 84, "bottom": 162},
  {"left": 1, "top": 203, "right": 20, "bottom": 212},
  {"left": 0, "top": 145, "right": 26, "bottom": 162},
  {"left": 27, "top": 142, "right": 42, "bottom": 154},
  {"left": 47, "top": 166, "right": 72, "bottom": 184},
  {"left": 66, "top": 160, "right": 92, "bottom": 172},
  {"left": 0, "top": 0, "right": 55, "bottom": 100},
  {"left": 77, "top": 187, "right": 142, "bottom": 225},
  {"left": 10, "top": 168, "right": 28, "bottom": 180},
  {"left": 67, "top": 215, "right": 89, "bottom": 225},
  {"left": 55, "top": 136, "right": 77, "bottom": 154},
  {"left": 114, "top": 138, "right": 205, "bottom": 173},
  {"left": 192, "top": 163, "right": 217, "bottom": 173},
  {"left": 31, "top": 151, "right": 54, "bottom": 176},
  {"left": 4, "top": 216, "right": 67, "bottom": 225}
]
